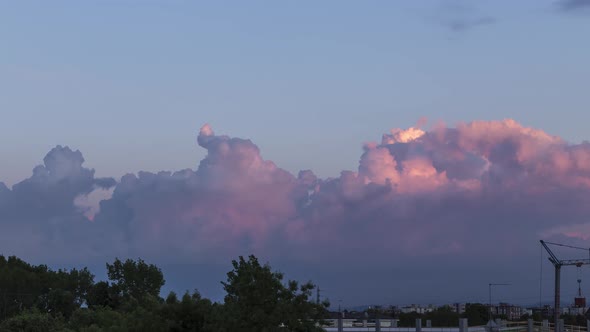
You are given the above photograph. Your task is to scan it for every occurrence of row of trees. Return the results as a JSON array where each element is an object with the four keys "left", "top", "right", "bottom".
[{"left": 0, "top": 255, "right": 329, "bottom": 332}]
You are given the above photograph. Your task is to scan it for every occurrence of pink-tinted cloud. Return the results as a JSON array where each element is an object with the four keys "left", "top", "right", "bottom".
[
  {"left": 3, "top": 120, "right": 590, "bottom": 291},
  {"left": 89, "top": 120, "right": 590, "bottom": 263}
]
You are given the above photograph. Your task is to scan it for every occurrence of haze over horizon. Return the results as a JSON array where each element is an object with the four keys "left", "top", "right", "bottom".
[{"left": 1, "top": 0, "right": 590, "bottom": 308}]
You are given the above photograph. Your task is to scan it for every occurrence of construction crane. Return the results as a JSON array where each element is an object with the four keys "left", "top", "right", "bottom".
[{"left": 540, "top": 240, "right": 590, "bottom": 328}]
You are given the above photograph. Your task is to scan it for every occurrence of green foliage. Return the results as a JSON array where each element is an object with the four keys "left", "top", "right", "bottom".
[
  {"left": 86, "top": 281, "right": 122, "bottom": 309},
  {"left": 462, "top": 303, "right": 489, "bottom": 326},
  {"left": 221, "top": 255, "right": 328, "bottom": 332},
  {"left": 221, "top": 255, "right": 285, "bottom": 331},
  {"left": 120, "top": 303, "right": 168, "bottom": 332},
  {"left": 106, "top": 258, "right": 165, "bottom": 300},
  {"left": 424, "top": 306, "right": 460, "bottom": 327},
  {"left": 161, "top": 290, "right": 214, "bottom": 332},
  {"left": 0, "top": 255, "right": 94, "bottom": 321},
  {"left": 397, "top": 311, "right": 422, "bottom": 327},
  {"left": 0, "top": 309, "right": 65, "bottom": 332},
  {"left": 42, "top": 289, "right": 77, "bottom": 317},
  {"left": 0, "top": 254, "right": 326, "bottom": 332},
  {"left": 68, "top": 306, "right": 126, "bottom": 332}
]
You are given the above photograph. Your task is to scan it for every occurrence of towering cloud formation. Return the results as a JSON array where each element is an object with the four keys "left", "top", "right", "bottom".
[
  {"left": 0, "top": 146, "right": 115, "bottom": 259},
  {"left": 93, "top": 124, "right": 307, "bottom": 260},
  {"left": 2, "top": 120, "right": 590, "bottom": 295},
  {"left": 305, "top": 120, "right": 590, "bottom": 260}
]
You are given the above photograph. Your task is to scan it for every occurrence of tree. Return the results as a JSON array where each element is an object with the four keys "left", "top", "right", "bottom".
[
  {"left": 86, "top": 281, "right": 123, "bottom": 310},
  {"left": 60, "top": 267, "right": 94, "bottom": 307},
  {"left": 397, "top": 311, "right": 422, "bottom": 327},
  {"left": 221, "top": 255, "right": 328, "bottom": 332},
  {"left": 106, "top": 258, "right": 164, "bottom": 300},
  {"left": 68, "top": 306, "right": 126, "bottom": 332},
  {"left": 424, "top": 306, "right": 460, "bottom": 327},
  {"left": 0, "top": 309, "right": 65, "bottom": 332},
  {"left": 0, "top": 255, "right": 94, "bottom": 320},
  {"left": 161, "top": 290, "right": 214, "bottom": 332},
  {"left": 463, "top": 303, "right": 489, "bottom": 326},
  {"left": 41, "top": 289, "right": 77, "bottom": 317},
  {"left": 0, "top": 254, "right": 330, "bottom": 331}
]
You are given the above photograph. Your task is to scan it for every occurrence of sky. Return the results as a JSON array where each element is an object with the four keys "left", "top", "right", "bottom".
[{"left": 1, "top": 0, "right": 590, "bottom": 307}]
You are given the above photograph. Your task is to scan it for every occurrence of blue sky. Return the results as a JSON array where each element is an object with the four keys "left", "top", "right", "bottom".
[{"left": 2, "top": 0, "right": 589, "bottom": 186}]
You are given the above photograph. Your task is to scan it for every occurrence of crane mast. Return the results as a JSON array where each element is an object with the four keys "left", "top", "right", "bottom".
[{"left": 540, "top": 240, "right": 590, "bottom": 330}]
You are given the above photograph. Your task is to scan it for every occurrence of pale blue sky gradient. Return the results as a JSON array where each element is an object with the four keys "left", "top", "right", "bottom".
[{"left": 1, "top": 0, "right": 589, "bottom": 186}]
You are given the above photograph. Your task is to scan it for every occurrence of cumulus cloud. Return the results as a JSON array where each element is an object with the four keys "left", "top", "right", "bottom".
[
  {"left": 91, "top": 124, "right": 308, "bottom": 260},
  {"left": 4, "top": 120, "right": 590, "bottom": 302},
  {"left": 94, "top": 120, "right": 590, "bottom": 261},
  {"left": 0, "top": 146, "right": 115, "bottom": 260}
]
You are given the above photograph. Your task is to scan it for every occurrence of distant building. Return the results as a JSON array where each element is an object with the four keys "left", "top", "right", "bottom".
[
  {"left": 491, "top": 303, "right": 523, "bottom": 320},
  {"left": 562, "top": 306, "right": 587, "bottom": 316},
  {"left": 401, "top": 304, "right": 434, "bottom": 314},
  {"left": 451, "top": 303, "right": 466, "bottom": 314}
]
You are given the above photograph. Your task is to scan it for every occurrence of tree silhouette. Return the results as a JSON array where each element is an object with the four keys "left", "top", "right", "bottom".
[{"left": 221, "top": 255, "right": 328, "bottom": 332}]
